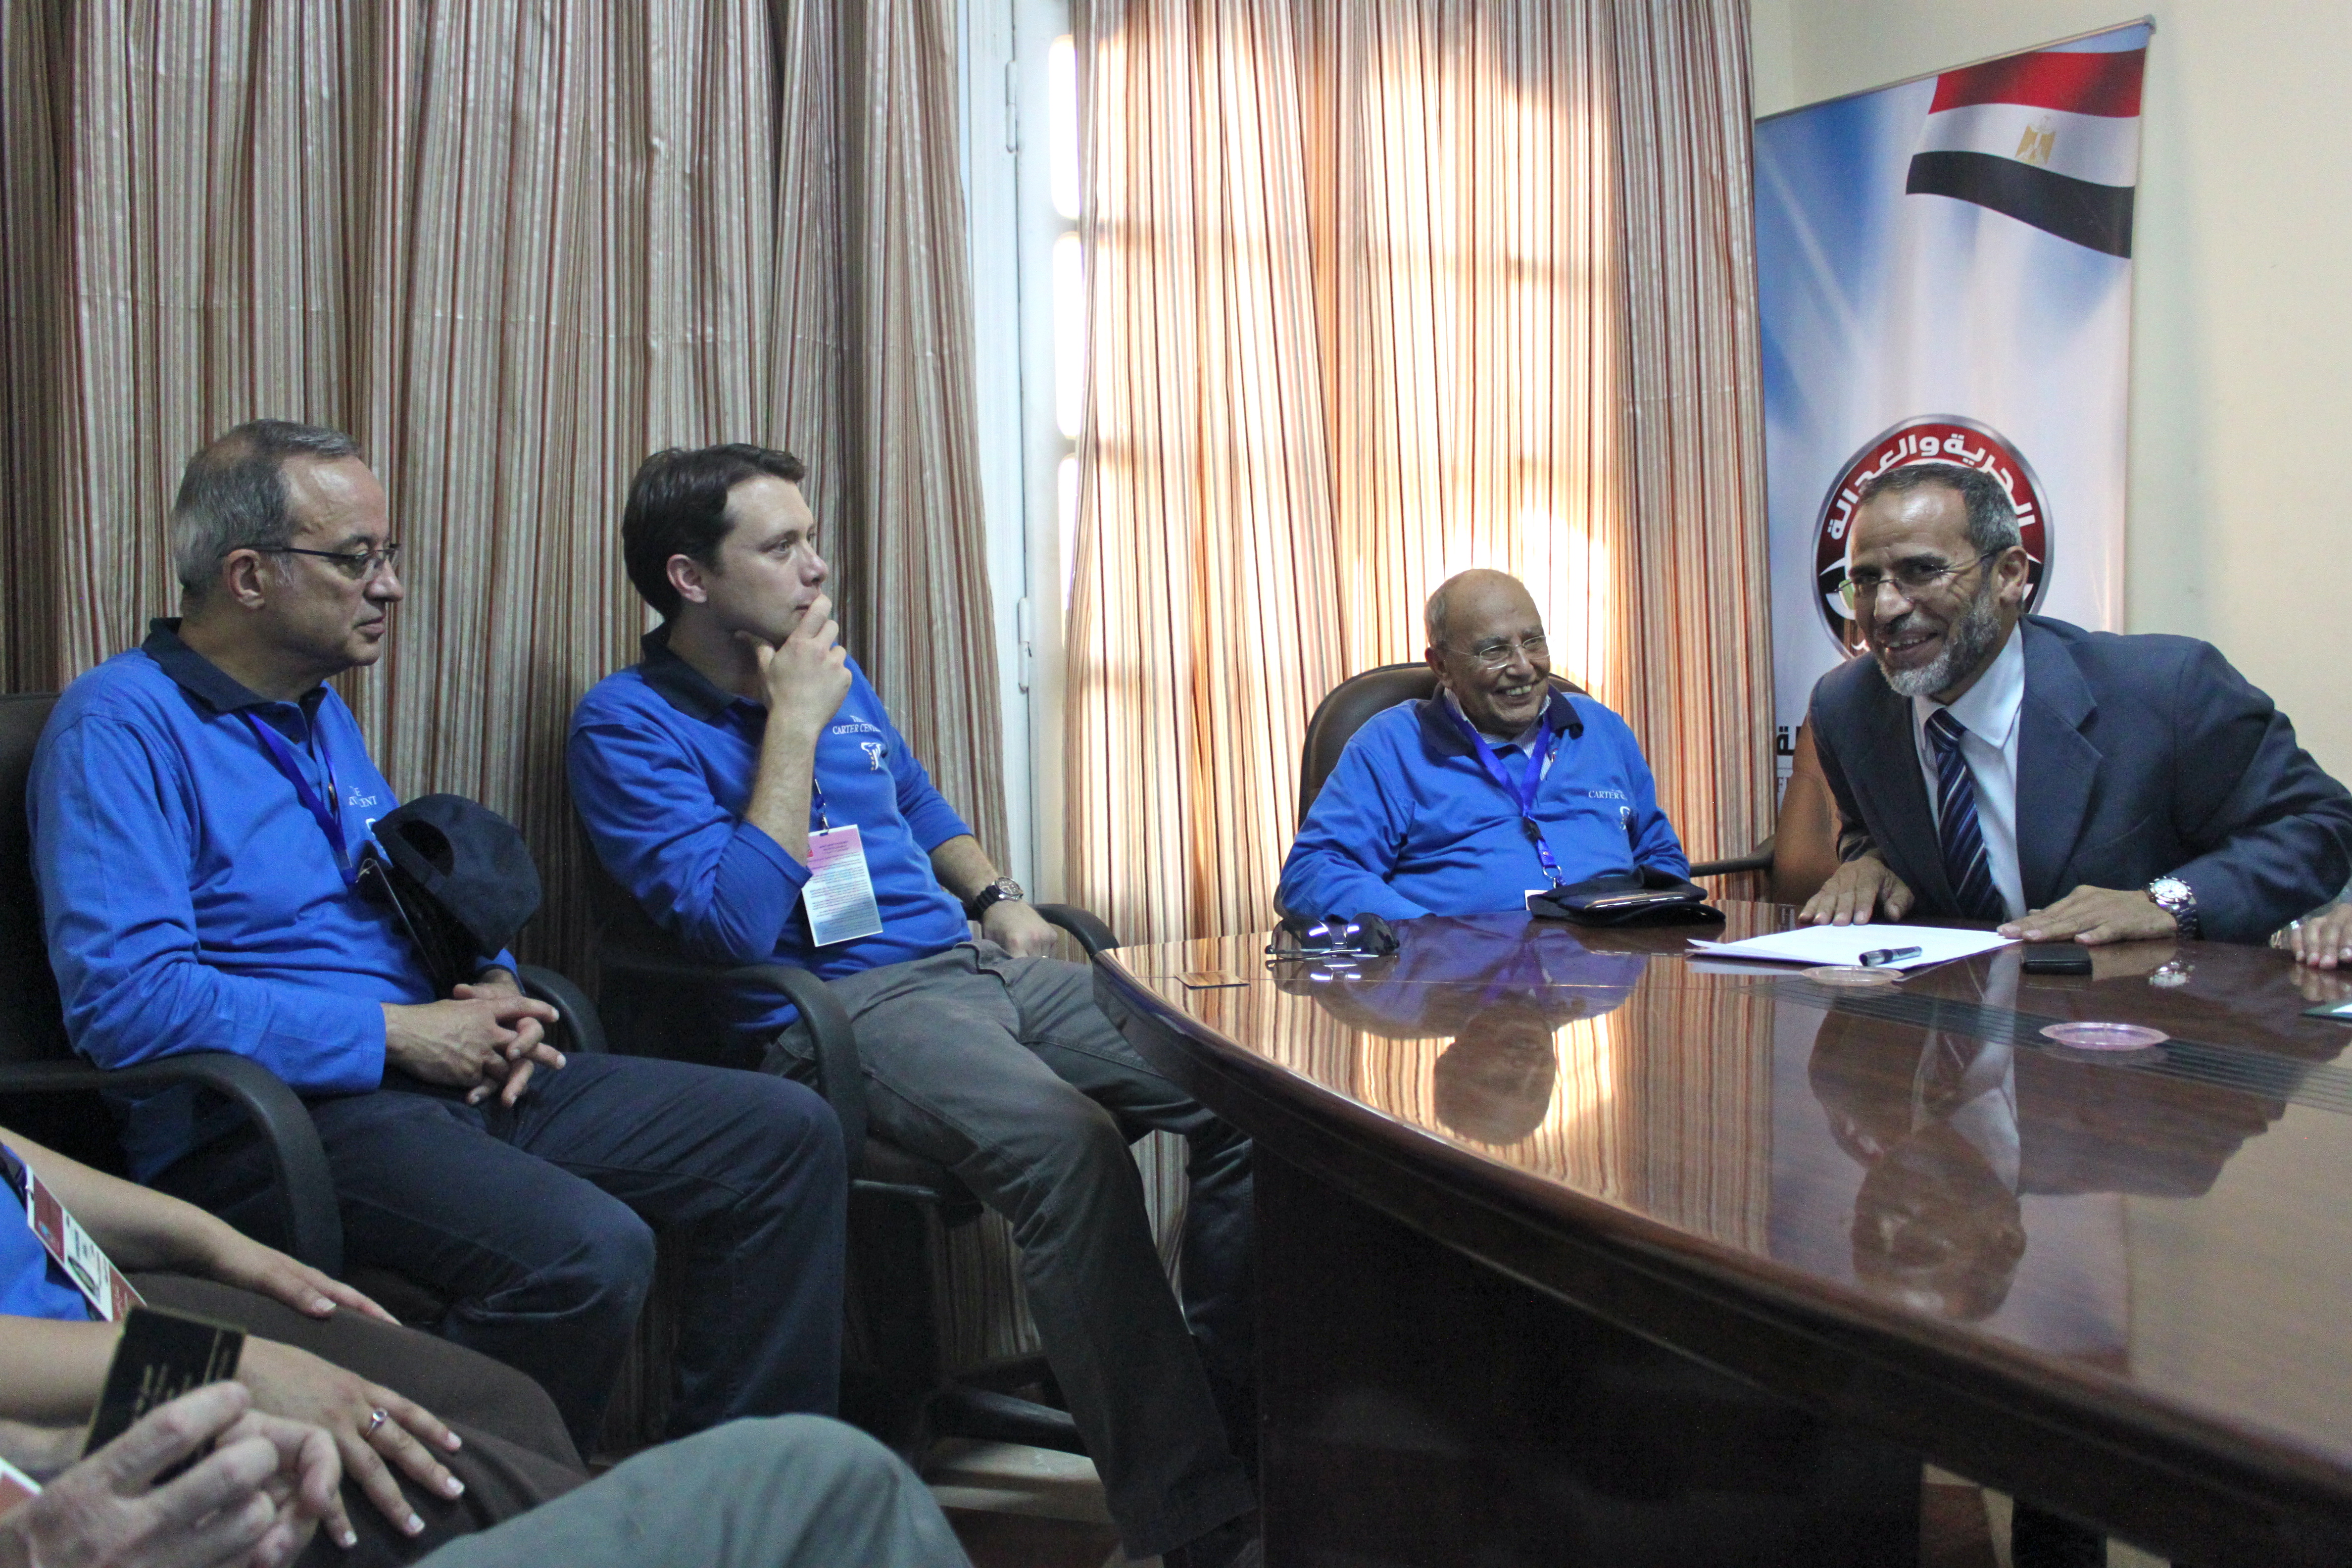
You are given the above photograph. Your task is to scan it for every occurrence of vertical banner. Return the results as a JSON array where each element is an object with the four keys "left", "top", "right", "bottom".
[{"left": 1756, "top": 22, "right": 2150, "bottom": 784}]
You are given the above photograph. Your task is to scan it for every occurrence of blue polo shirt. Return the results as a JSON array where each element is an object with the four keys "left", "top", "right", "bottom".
[
  {"left": 30, "top": 622, "right": 437, "bottom": 1178},
  {"left": 568, "top": 631, "right": 975, "bottom": 1044},
  {"left": 1277, "top": 690, "right": 1688, "bottom": 922}
]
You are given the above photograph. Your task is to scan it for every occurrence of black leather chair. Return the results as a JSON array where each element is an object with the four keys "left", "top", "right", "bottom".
[
  {"left": 1296, "top": 661, "right": 1583, "bottom": 820},
  {"left": 1294, "top": 663, "right": 1837, "bottom": 893},
  {"left": 579, "top": 847, "right": 1114, "bottom": 1459},
  {"left": 0, "top": 691, "right": 605, "bottom": 1295}
]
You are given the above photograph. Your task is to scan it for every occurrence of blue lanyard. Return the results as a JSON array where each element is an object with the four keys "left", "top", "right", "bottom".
[
  {"left": 241, "top": 711, "right": 355, "bottom": 886},
  {"left": 810, "top": 775, "right": 833, "bottom": 832},
  {"left": 1447, "top": 704, "right": 1568, "bottom": 886}
]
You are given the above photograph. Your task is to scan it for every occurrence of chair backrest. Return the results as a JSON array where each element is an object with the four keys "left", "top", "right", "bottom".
[
  {"left": 1298, "top": 663, "right": 1585, "bottom": 820},
  {"left": 1768, "top": 720, "right": 1843, "bottom": 909},
  {"left": 576, "top": 822, "right": 763, "bottom": 1071},
  {"left": 0, "top": 694, "right": 70, "bottom": 1067}
]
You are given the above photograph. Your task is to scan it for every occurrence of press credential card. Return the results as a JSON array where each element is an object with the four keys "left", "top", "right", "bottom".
[
  {"left": 25, "top": 1166, "right": 142, "bottom": 1322},
  {"left": 803, "top": 826, "right": 885, "bottom": 947}
]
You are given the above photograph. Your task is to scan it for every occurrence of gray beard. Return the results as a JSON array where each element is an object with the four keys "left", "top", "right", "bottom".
[{"left": 1876, "top": 585, "right": 2003, "bottom": 700}]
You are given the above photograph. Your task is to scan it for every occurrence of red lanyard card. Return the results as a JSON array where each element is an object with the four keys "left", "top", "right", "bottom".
[{"left": 24, "top": 1166, "right": 144, "bottom": 1323}]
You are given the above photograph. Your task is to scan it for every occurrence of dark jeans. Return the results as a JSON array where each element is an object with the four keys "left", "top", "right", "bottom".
[
  {"left": 157, "top": 1053, "right": 846, "bottom": 1456},
  {"left": 768, "top": 942, "right": 1255, "bottom": 1561}
]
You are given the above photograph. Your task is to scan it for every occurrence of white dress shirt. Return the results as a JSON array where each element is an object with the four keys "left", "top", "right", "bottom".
[{"left": 1911, "top": 626, "right": 2027, "bottom": 921}]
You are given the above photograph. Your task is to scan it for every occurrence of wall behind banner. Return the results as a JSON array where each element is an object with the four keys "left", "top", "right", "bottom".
[{"left": 1749, "top": 0, "right": 2352, "bottom": 785}]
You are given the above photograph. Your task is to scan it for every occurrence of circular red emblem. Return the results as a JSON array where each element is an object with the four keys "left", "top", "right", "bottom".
[{"left": 1812, "top": 416, "right": 2050, "bottom": 653}]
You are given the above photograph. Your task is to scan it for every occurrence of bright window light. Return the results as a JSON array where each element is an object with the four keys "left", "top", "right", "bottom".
[
  {"left": 1058, "top": 453, "right": 1080, "bottom": 608},
  {"left": 1054, "top": 231, "right": 1085, "bottom": 440},
  {"left": 1049, "top": 36, "right": 1080, "bottom": 220}
]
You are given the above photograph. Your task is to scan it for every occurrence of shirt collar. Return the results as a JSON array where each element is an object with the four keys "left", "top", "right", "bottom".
[
  {"left": 1443, "top": 687, "right": 1548, "bottom": 753},
  {"left": 637, "top": 623, "right": 750, "bottom": 724},
  {"left": 140, "top": 618, "right": 311, "bottom": 715},
  {"left": 1914, "top": 621, "right": 2026, "bottom": 749}
]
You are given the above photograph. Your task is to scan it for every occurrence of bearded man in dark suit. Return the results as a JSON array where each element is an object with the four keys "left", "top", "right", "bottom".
[{"left": 1800, "top": 462, "right": 2351, "bottom": 946}]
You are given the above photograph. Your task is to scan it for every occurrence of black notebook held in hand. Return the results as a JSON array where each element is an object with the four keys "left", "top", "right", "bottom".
[
  {"left": 1526, "top": 868, "right": 1722, "bottom": 927},
  {"left": 84, "top": 1306, "right": 245, "bottom": 1472}
]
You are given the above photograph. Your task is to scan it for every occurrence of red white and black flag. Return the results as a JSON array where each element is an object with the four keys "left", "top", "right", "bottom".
[
  {"left": 1906, "top": 46, "right": 2146, "bottom": 256},
  {"left": 1762, "top": 23, "right": 2147, "bottom": 802}
]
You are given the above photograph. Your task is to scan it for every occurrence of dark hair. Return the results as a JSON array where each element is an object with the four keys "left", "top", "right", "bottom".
[
  {"left": 1855, "top": 461, "right": 2021, "bottom": 554},
  {"left": 621, "top": 443, "right": 808, "bottom": 618},
  {"left": 172, "top": 420, "right": 364, "bottom": 597}
]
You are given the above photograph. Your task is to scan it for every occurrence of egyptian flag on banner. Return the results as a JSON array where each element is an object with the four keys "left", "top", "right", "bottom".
[{"left": 1905, "top": 44, "right": 2145, "bottom": 256}]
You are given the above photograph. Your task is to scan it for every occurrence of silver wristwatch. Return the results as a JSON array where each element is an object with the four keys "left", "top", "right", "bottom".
[
  {"left": 966, "top": 876, "right": 1025, "bottom": 921},
  {"left": 2147, "top": 875, "right": 2199, "bottom": 938}
]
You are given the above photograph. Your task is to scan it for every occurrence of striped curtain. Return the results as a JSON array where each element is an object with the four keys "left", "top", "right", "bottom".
[
  {"left": 1065, "top": 0, "right": 1772, "bottom": 945},
  {"left": 0, "top": 0, "right": 1007, "bottom": 978}
]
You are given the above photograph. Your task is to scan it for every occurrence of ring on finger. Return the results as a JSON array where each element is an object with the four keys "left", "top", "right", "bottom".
[{"left": 362, "top": 1407, "right": 389, "bottom": 1437}]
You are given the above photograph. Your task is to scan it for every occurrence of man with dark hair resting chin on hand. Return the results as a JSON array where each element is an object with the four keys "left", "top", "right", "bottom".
[{"left": 0, "top": 1388, "right": 971, "bottom": 1568}]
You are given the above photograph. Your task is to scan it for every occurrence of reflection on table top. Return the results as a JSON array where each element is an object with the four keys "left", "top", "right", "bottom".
[{"left": 1107, "top": 901, "right": 2352, "bottom": 1476}]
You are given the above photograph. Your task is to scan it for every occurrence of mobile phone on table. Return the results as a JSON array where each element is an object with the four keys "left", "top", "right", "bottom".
[{"left": 2022, "top": 943, "right": 2093, "bottom": 975}]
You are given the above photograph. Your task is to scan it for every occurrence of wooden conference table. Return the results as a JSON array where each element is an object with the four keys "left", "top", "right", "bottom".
[{"left": 1092, "top": 902, "right": 2352, "bottom": 1568}]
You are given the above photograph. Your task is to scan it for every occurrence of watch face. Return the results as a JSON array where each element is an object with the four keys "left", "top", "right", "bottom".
[{"left": 2150, "top": 878, "right": 2192, "bottom": 907}]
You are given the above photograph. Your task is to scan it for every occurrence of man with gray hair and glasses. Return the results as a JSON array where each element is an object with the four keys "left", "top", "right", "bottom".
[
  {"left": 1802, "top": 460, "right": 2352, "bottom": 945},
  {"left": 28, "top": 421, "right": 850, "bottom": 1482}
]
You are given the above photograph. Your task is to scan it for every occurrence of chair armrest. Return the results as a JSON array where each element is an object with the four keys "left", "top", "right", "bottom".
[
  {"left": 1034, "top": 904, "right": 1120, "bottom": 958},
  {"left": 590, "top": 946, "right": 869, "bottom": 1171},
  {"left": 0, "top": 1053, "right": 343, "bottom": 1275},
  {"left": 723, "top": 965, "right": 867, "bottom": 1173},
  {"left": 1689, "top": 839, "right": 1775, "bottom": 880},
  {"left": 514, "top": 964, "right": 605, "bottom": 1055}
]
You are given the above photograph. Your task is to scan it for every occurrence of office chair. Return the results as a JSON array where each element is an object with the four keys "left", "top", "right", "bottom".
[
  {"left": 578, "top": 845, "right": 1114, "bottom": 1460},
  {"left": 1294, "top": 664, "right": 1843, "bottom": 904},
  {"left": 1297, "top": 662, "right": 1586, "bottom": 820},
  {"left": 0, "top": 691, "right": 605, "bottom": 1308},
  {"left": 1640, "top": 720, "right": 1841, "bottom": 904}
]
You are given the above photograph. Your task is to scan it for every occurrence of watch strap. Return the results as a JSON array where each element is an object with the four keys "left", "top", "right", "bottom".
[{"left": 966, "top": 877, "right": 1024, "bottom": 920}]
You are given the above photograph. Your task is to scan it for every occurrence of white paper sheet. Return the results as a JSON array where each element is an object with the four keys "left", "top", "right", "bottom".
[{"left": 1685, "top": 923, "right": 2014, "bottom": 971}]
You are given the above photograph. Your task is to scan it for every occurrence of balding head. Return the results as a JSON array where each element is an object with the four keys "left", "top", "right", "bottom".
[
  {"left": 1424, "top": 569, "right": 1537, "bottom": 646},
  {"left": 1423, "top": 569, "right": 1551, "bottom": 736}
]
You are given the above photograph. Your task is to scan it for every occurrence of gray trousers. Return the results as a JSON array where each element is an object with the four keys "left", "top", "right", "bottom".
[
  {"left": 768, "top": 942, "right": 1256, "bottom": 1561},
  {"left": 418, "top": 1417, "right": 968, "bottom": 1568}
]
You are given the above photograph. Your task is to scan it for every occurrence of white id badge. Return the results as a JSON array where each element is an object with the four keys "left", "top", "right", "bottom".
[{"left": 803, "top": 826, "right": 886, "bottom": 947}]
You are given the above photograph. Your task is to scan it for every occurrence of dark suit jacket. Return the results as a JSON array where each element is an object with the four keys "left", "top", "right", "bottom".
[{"left": 1807, "top": 616, "right": 2352, "bottom": 943}]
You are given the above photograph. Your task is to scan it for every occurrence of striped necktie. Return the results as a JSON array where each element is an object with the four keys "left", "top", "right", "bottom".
[{"left": 1926, "top": 708, "right": 2003, "bottom": 922}]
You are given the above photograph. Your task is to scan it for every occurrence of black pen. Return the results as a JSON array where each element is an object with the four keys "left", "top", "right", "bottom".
[{"left": 1859, "top": 946, "right": 1923, "bottom": 968}]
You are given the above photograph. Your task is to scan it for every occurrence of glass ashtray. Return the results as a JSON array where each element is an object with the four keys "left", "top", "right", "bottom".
[{"left": 2039, "top": 1021, "right": 2169, "bottom": 1052}]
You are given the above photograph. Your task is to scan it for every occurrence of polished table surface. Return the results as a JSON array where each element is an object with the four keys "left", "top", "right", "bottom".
[{"left": 1096, "top": 901, "right": 2352, "bottom": 1564}]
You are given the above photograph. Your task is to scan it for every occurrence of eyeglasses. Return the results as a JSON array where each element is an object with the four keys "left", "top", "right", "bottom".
[
  {"left": 1836, "top": 551, "right": 1999, "bottom": 608},
  {"left": 261, "top": 542, "right": 404, "bottom": 582},
  {"left": 1448, "top": 634, "right": 1548, "bottom": 672}
]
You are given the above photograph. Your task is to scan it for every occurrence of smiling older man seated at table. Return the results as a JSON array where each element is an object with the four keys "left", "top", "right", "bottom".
[{"left": 1276, "top": 569, "right": 1689, "bottom": 923}]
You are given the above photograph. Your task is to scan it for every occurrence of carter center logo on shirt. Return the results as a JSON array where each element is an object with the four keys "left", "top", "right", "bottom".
[{"left": 861, "top": 741, "right": 887, "bottom": 770}]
